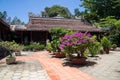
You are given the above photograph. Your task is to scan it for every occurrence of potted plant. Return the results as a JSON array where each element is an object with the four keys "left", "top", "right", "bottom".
[
  {"left": 88, "top": 36, "right": 101, "bottom": 57},
  {"left": 51, "top": 39, "right": 65, "bottom": 58},
  {"left": 14, "top": 43, "right": 23, "bottom": 56},
  {"left": 49, "top": 27, "right": 69, "bottom": 57},
  {"left": 111, "top": 44, "right": 117, "bottom": 50},
  {"left": 0, "top": 41, "right": 17, "bottom": 64},
  {"left": 101, "top": 37, "right": 111, "bottom": 54},
  {"left": 6, "top": 54, "right": 16, "bottom": 64},
  {"left": 60, "top": 32, "right": 91, "bottom": 64}
]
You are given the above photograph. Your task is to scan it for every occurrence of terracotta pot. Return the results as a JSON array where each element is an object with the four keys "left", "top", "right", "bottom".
[
  {"left": 54, "top": 52, "right": 65, "bottom": 58},
  {"left": 103, "top": 47, "right": 110, "bottom": 54},
  {"left": 71, "top": 57, "right": 87, "bottom": 65}
]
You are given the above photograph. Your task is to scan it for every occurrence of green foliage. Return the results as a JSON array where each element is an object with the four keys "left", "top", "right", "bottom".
[
  {"left": 0, "top": 11, "right": 7, "bottom": 21},
  {"left": 111, "top": 44, "right": 117, "bottom": 48},
  {"left": 49, "top": 27, "right": 67, "bottom": 40},
  {"left": 74, "top": 8, "right": 81, "bottom": 17},
  {"left": 46, "top": 42, "right": 53, "bottom": 52},
  {"left": 94, "top": 16, "right": 117, "bottom": 28},
  {"left": 6, "top": 55, "right": 15, "bottom": 59},
  {"left": 94, "top": 16, "right": 120, "bottom": 46},
  {"left": 83, "top": 49, "right": 89, "bottom": 57},
  {"left": 50, "top": 40, "right": 60, "bottom": 52},
  {"left": 88, "top": 42, "right": 101, "bottom": 57},
  {"left": 101, "top": 37, "right": 111, "bottom": 48},
  {"left": 88, "top": 35, "right": 102, "bottom": 57},
  {"left": 0, "top": 41, "right": 23, "bottom": 52},
  {"left": 45, "top": 5, "right": 72, "bottom": 18},
  {"left": 0, "top": 11, "right": 25, "bottom": 24},
  {"left": 11, "top": 16, "right": 25, "bottom": 25},
  {"left": 81, "top": 0, "right": 120, "bottom": 21},
  {"left": 49, "top": 27, "right": 73, "bottom": 52},
  {"left": 23, "top": 42, "right": 45, "bottom": 51}
]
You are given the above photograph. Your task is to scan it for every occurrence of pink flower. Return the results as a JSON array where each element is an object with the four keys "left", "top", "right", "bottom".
[{"left": 59, "top": 44, "right": 65, "bottom": 50}]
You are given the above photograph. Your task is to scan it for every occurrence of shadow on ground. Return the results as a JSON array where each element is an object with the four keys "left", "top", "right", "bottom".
[
  {"left": 62, "top": 60, "right": 97, "bottom": 68},
  {"left": 116, "top": 70, "right": 120, "bottom": 73}
]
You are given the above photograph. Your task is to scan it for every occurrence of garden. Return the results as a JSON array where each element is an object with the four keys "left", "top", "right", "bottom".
[
  {"left": 0, "top": 41, "right": 45, "bottom": 64},
  {"left": 0, "top": 27, "right": 117, "bottom": 65},
  {"left": 46, "top": 27, "right": 116, "bottom": 65}
]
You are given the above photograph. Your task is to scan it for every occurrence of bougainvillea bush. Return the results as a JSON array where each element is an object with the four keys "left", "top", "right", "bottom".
[{"left": 59, "top": 32, "right": 93, "bottom": 58}]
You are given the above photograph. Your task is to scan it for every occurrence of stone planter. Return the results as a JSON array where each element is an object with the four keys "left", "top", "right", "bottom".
[
  {"left": 112, "top": 46, "right": 117, "bottom": 51},
  {"left": 54, "top": 52, "right": 65, "bottom": 58},
  {"left": 71, "top": 57, "right": 87, "bottom": 65},
  {"left": 6, "top": 57, "right": 16, "bottom": 64},
  {"left": 15, "top": 51, "right": 21, "bottom": 56}
]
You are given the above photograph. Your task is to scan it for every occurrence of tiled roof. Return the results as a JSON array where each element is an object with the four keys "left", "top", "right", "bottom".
[
  {"left": 15, "top": 17, "right": 102, "bottom": 32},
  {"left": 0, "top": 18, "right": 10, "bottom": 30}
]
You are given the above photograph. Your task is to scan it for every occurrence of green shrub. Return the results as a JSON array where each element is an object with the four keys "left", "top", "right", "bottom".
[
  {"left": 101, "top": 37, "right": 111, "bottom": 48},
  {"left": 112, "top": 44, "right": 117, "bottom": 48},
  {"left": 23, "top": 45, "right": 32, "bottom": 51},
  {"left": 37, "top": 44, "right": 45, "bottom": 50},
  {"left": 46, "top": 42, "right": 53, "bottom": 51},
  {"left": 23, "top": 42, "right": 45, "bottom": 51},
  {"left": 88, "top": 42, "right": 101, "bottom": 57},
  {"left": 0, "top": 41, "right": 23, "bottom": 52}
]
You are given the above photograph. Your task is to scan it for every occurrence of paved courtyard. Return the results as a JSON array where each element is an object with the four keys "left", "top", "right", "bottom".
[
  {"left": 0, "top": 50, "right": 120, "bottom": 80},
  {"left": 78, "top": 51, "right": 120, "bottom": 80},
  {"left": 0, "top": 52, "right": 50, "bottom": 80}
]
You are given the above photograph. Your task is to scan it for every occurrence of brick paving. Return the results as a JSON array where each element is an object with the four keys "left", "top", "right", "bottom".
[{"left": 35, "top": 51, "right": 95, "bottom": 80}]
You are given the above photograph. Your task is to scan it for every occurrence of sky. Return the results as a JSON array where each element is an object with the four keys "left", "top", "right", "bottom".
[{"left": 0, "top": 0, "right": 84, "bottom": 23}]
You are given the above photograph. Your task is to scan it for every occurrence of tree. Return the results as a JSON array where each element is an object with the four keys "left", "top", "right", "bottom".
[
  {"left": 44, "top": 5, "right": 73, "bottom": 18},
  {"left": 81, "top": 0, "right": 120, "bottom": 21},
  {"left": 0, "top": 11, "right": 7, "bottom": 21},
  {"left": 94, "top": 16, "right": 120, "bottom": 45},
  {"left": 74, "top": 8, "right": 81, "bottom": 17},
  {"left": 0, "top": 11, "right": 25, "bottom": 25},
  {"left": 6, "top": 17, "right": 11, "bottom": 25},
  {"left": 11, "top": 16, "right": 25, "bottom": 25}
]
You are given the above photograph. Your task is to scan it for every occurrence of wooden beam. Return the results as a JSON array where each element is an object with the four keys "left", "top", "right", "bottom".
[{"left": 30, "top": 31, "right": 32, "bottom": 42}]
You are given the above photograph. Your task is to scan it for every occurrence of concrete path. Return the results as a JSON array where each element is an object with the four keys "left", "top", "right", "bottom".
[{"left": 78, "top": 51, "right": 120, "bottom": 80}]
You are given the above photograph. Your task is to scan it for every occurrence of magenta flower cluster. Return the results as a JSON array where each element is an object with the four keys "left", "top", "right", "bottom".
[{"left": 59, "top": 32, "right": 91, "bottom": 50}]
